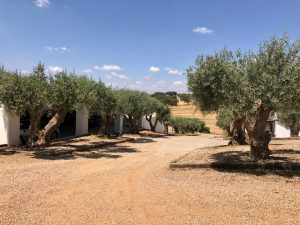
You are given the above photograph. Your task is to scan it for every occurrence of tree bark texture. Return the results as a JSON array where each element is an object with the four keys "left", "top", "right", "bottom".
[
  {"left": 229, "top": 116, "right": 247, "bottom": 145},
  {"left": 27, "top": 110, "right": 41, "bottom": 147},
  {"left": 36, "top": 108, "right": 67, "bottom": 146},
  {"left": 98, "top": 115, "right": 112, "bottom": 136},
  {"left": 249, "top": 106, "right": 272, "bottom": 160}
]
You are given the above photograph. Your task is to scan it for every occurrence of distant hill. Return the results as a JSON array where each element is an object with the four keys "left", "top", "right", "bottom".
[{"left": 170, "top": 100, "right": 223, "bottom": 135}]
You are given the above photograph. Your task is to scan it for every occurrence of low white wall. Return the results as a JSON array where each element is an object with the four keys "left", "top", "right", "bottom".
[
  {"left": 0, "top": 106, "right": 20, "bottom": 146},
  {"left": 141, "top": 116, "right": 164, "bottom": 133},
  {"left": 274, "top": 122, "right": 292, "bottom": 138},
  {"left": 0, "top": 107, "right": 7, "bottom": 145}
]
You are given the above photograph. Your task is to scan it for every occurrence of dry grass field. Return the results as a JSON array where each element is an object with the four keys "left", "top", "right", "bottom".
[{"left": 170, "top": 100, "right": 223, "bottom": 135}]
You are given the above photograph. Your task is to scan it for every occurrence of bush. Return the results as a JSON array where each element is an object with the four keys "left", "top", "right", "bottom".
[
  {"left": 169, "top": 117, "right": 210, "bottom": 134},
  {"left": 151, "top": 92, "right": 178, "bottom": 106},
  {"left": 178, "top": 93, "right": 192, "bottom": 104}
]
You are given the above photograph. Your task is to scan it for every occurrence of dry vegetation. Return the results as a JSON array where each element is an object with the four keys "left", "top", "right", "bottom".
[{"left": 170, "top": 100, "right": 223, "bottom": 135}]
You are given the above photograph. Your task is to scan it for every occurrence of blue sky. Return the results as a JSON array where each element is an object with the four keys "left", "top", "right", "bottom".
[{"left": 1, "top": 0, "right": 300, "bottom": 93}]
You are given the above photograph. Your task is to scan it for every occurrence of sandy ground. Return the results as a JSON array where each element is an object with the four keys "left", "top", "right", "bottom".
[{"left": 0, "top": 135, "right": 299, "bottom": 225}]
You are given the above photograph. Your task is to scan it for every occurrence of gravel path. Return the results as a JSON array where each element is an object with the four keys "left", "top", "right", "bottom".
[{"left": 0, "top": 135, "right": 299, "bottom": 225}]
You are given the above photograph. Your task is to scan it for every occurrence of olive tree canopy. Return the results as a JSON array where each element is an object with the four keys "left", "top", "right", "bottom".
[
  {"left": 187, "top": 34, "right": 300, "bottom": 160},
  {"left": 117, "top": 89, "right": 149, "bottom": 133}
]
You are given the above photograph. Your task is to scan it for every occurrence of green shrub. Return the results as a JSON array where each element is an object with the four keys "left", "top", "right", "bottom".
[{"left": 169, "top": 117, "right": 210, "bottom": 134}]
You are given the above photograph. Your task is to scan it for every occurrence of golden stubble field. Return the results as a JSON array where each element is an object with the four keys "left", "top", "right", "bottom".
[{"left": 170, "top": 100, "right": 223, "bottom": 135}]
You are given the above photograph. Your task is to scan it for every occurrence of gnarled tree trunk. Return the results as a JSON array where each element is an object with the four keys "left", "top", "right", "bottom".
[
  {"left": 27, "top": 110, "right": 41, "bottom": 147},
  {"left": 128, "top": 117, "right": 139, "bottom": 134},
  {"left": 163, "top": 123, "right": 169, "bottom": 134},
  {"left": 145, "top": 115, "right": 158, "bottom": 132},
  {"left": 290, "top": 121, "right": 300, "bottom": 137},
  {"left": 98, "top": 115, "right": 112, "bottom": 136},
  {"left": 229, "top": 116, "right": 247, "bottom": 145},
  {"left": 249, "top": 106, "right": 271, "bottom": 160},
  {"left": 36, "top": 108, "right": 67, "bottom": 146}
]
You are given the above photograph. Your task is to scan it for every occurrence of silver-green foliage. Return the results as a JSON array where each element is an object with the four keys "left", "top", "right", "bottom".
[{"left": 169, "top": 117, "right": 210, "bottom": 134}]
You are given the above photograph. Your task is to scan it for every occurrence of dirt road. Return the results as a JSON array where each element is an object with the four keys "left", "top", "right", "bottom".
[{"left": 0, "top": 135, "right": 299, "bottom": 225}]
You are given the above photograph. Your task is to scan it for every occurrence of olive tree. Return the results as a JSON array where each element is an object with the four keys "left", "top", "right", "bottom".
[
  {"left": 187, "top": 34, "right": 300, "bottom": 160},
  {"left": 117, "top": 89, "right": 149, "bottom": 134},
  {"left": 24, "top": 63, "right": 49, "bottom": 146},
  {"left": 91, "top": 82, "right": 118, "bottom": 136},
  {"left": 144, "top": 97, "right": 165, "bottom": 132},
  {"left": 36, "top": 73, "right": 97, "bottom": 145},
  {"left": 0, "top": 64, "right": 48, "bottom": 146},
  {"left": 156, "top": 104, "right": 171, "bottom": 134},
  {"left": 188, "top": 49, "right": 250, "bottom": 145},
  {"left": 36, "top": 72, "right": 78, "bottom": 145}
]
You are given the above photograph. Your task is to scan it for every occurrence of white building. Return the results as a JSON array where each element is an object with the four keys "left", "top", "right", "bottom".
[
  {"left": 267, "top": 112, "right": 299, "bottom": 138},
  {"left": 0, "top": 107, "right": 20, "bottom": 146}
]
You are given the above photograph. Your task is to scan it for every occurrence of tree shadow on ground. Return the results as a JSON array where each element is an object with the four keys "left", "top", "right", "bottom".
[
  {"left": 75, "top": 152, "right": 122, "bottom": 159},
  {"left": 130, "top": 138, "right": 156, "bottom": 143},
  {"left": 31, "top": 145, "right": 138, "bottom": 160},
  {"left": 0, "top": 148, "right": 19, "bottom": 156},
  {"left": 102, "top": 145, "right": 139, "bottom": 153},
  {"left": 211, "top": 149, "right": 300, "bottom": 178}
]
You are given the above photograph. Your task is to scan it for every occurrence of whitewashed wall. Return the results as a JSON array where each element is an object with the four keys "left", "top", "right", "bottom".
[
  {"left": 0, "top": 107, "right": 7, "bottom": 145},
  {"left": 0, "top": 106, "right": 20, "bottom": 146},
  {"left": 274, "top": 122, "right": 294, "bottom": 138},
  {"left": 141, "top": 116, "right": 164, "bottom": 133}
]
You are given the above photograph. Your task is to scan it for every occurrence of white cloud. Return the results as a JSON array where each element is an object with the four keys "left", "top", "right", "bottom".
[
  {"left": 44, "top": 46, "right": 68, "bottom": 53},
  {"left": 173, "top": 81, "right": 186, "bottom": 86},
  {"left": 106, "top": 72, "right": 129, "bottom": 80},
  {"left": 149, "top": 66, "right": 160, "bottom": 73},
  {"left": 135, "top": 81, "right": 143, "bottom": 85},
  {"left": 33, "top": 0, "right": 50, "bottom": 8},
  {"left": 48, "top": 66, "right": 63, "bottom": 74},
  {"left": 94, "top": 64, "right": 123, "bottom": 71},
  {"left": 192, "top": 27, "right": 214, "bottom": 34},
  {"left": 82, "top": 69, "right": 92, "bottom": 73},
  {"left": 165, "top": 67, "right": 184, "bottom": 75},
  {"left": 144, "top": 76, "right": 150, "bottom": 80}
]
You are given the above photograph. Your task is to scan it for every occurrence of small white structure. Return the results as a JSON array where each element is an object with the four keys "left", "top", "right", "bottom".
[
  {"left": 141, "top": 116, "right": 164, "bottom": 133},
  {"left": 0, "top": 107, "right": 20, "bottom": 146},
  {"left": 268, "top": 112, "right": 299, "bottom": 138},
  {"left": 75, "top": 109, "right": 89, "bottom": 136},
  {"left": 274, "top": 122, "right": 291, "bottom": 138}
]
